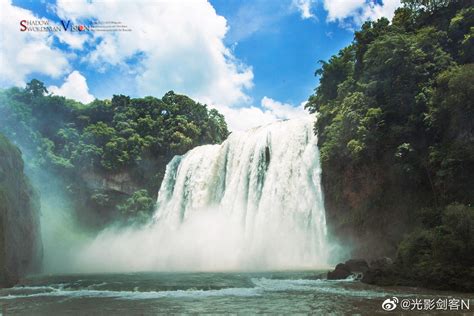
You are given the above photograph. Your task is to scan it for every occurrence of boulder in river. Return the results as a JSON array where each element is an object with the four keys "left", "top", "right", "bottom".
[
  {"left": 344, "top": 259, "right": 369, "bottom": 273},
  {"left": 327, "top": 263, "right": 351, "bottom": 280}
]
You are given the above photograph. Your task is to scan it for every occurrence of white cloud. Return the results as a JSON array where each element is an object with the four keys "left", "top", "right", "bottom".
[
  {"left": 54, "top": 0, "right": 254, "bottom": 108},
  {"left": 0, "top": 0, "right": 70, "bottom": 86},
  {"left": 214, "top": 97, "right": 308, "bottom": 131},
  {"left": 323, "top": 0, "right": 400, "bottom": 27},
  {"left": 323, "top": 0, "right": 365, "bottom": 22},
  {"left": 261, "top": 96, "right": 308, "bottom": 119},
  {"left": 292, "top": 0, "right": 315, "bottom": 19},
  {"left": 54, "top": 0, "right": 291, "bottom": 131},
  {"left": 0, "top": 0, "right": 310, "bottom": 131},
  {"left": 55, "top": 31, "right": 89, "bottom": 50},
  {"left": 362, "top": 0, "right": 401, "bottom": 21},
  {"left": 48, "top": 71, "right": 95, "bottom": 104}
]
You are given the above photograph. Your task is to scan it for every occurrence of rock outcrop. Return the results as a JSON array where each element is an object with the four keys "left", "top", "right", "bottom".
[
  {"left": 0, "top": 135, "right": 42, "bottom": 287},
  {"left": 361, "top": 257, "right": 396, "bottom": 285},
  {"left": 327, "top": 263, "right": 351, "bottom": 280},
  {"left": 327, "top": 259, "right": 370, "bottom": 280},
  {"left": 327, "top": 258, "right": 393, "bottom": 282}
]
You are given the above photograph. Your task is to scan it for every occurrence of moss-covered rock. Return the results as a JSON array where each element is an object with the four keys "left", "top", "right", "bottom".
[{"left": 0, "top": 134, "right": 42, "bottom": 287}]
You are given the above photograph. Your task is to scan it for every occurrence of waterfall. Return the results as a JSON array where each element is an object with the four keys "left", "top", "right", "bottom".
[{"left": 75, "top": 118, "right": 329, "bottom": 272}]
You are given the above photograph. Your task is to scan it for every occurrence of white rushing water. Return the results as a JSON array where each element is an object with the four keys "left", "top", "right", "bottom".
[{"left": 74, "top": 118, "right": 329, "bottom": 272}]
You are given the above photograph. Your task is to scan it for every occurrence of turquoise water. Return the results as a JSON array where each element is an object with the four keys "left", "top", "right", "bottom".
[{"left": 0, "top": 271, "right": 472, "bottom": 315}]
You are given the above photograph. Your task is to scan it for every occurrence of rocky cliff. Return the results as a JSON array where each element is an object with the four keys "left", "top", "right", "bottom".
[
  {"left": 307, "top": 2, "right": 474, "bottom": 291},
  {"left": 0, "top": 134, "right": 42, "bottom": 287}
]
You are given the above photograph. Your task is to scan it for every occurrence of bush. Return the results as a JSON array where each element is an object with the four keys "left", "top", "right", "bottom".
[
  {"left": 397, "top": 203, "right": 474, "bottom": 291},
  {"left": 116, "top": 190, "right": 156, "bottom": 224}
]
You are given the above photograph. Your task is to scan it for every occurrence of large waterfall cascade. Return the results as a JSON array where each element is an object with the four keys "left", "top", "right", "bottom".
[
  {"left": 76, "top": 117, "right": 329, "bottom": 272},
  {"left": 154, "top": 117, "right": 328, "bottom": 267}
]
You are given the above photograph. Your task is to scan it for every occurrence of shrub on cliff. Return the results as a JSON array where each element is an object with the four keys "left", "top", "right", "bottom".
[
  {"left": 397, "top": 203, "right": 474, "bottom": 291},
  {"left": 117, "top": 190, "right": 155, "bottom": 225}
]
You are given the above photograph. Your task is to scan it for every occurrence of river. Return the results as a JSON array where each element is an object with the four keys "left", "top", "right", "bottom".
[{"left": 1, "top": 271, "right": 472, "bottom": 315}]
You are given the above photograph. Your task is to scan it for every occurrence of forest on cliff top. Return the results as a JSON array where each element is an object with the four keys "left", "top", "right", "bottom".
[{"left": 0, "top": 86, "right": 229, "bottom": 226}]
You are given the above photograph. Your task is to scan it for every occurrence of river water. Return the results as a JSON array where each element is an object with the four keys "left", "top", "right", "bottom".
[
  {"left": 0, "top": 271, "right": 472, "bottom": 315},
  {"left": 15, "top": 120, "right": 472, "bottom": 315}
]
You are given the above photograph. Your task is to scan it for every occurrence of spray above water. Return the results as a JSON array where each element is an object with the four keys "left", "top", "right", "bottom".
[{"left": 75, "top": 118, "right": 330, "bottom": 272}]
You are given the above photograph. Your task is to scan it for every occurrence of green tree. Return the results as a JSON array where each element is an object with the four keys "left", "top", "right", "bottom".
[
  {"left": 25, "top": 79, "right": 48, "bottom": 97},
  {"left": 117, "top": 190, "right": 155, "bottom": 224}
]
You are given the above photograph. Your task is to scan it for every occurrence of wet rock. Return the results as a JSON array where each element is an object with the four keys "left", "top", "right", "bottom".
[
  {"left": 361, "top": 269, "right": 379, "bottom": 284},
  {"left": 327, "top": 263, "right": 351, "bottom": 280},
  {"left": 361, "top": 257, "right": 395, "bottom": 285},
  {"left": 345, "top": 259, "right": 369, "bottom": 273},
  {"left": 369, "top": 257, "right": 393, "bottom": 270}
]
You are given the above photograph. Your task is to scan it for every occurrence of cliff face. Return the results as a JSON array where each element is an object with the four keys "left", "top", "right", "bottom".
[
  {"left": 0, "top": 134, "right": 42, "bottom": 287},
  {"left": 67, "top": 154, "right": 169, "bottom": 228},
  {"left": 322, "top": 162, "right": 426, "bottom": 259}
]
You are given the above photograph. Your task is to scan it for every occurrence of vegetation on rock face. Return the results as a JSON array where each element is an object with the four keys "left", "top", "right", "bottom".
[
  {"left": 116, "top": 189, "right": 156, "bottom": 225},
  {"left": 307, "top": 0, "right": 473, "bottom": 291},
  {"left": 0, "top": 134, "right": 42, "bottom": 287},
  {"left": 0, "top": 86, "right": 229, "bottom": 226},
  {"left": 397, "top": 203, "right": 474, "bottom": 291}
]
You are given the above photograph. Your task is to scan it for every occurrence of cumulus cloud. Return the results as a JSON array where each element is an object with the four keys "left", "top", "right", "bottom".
[
  {"left": 1, "top": 0, "right": 311, "bottom": 132},
  {"left": 324, "top": 0, "right": 365, "bottom": 22},
  {"left": 215, "top": 97, "right": 308, "bottom": 131},
  {"left": 55, "top": 31, "right": 89, "bottom": 50},
  {"left": 292, "top": 0, "right": 315, "bottom": 19},
  {"left": 54, "top": 0, "right": 306, "bottom": 131},
  {"left": 54, "top": 0, "right": 254, "bottom": 107},
  {"left": 0, "top": 0, "right": 70, "bottom": 86},
  {"left": 362, "top": 0, "right": 401, "bottom": 22},
  {"left": 48, "top": 71, "right": 95, "bottom": 104},
  {"left": 261, "top": 96, "right": 308, "bottom": 119},
  {"left": 323, "top": 0, "right": 400, "bottom": 27}
]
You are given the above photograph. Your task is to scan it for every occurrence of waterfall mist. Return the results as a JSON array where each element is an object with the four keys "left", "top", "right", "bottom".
[
  {"left": 28, "top": 168, "right": 94, "bottom": 273},
  {"left": 72, "top": 118, "right": 332, "bottom": 272}
]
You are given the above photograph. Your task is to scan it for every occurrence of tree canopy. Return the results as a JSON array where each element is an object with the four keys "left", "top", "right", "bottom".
[{"left": 0, "top": 85, "right": 229, "bottom": 224}]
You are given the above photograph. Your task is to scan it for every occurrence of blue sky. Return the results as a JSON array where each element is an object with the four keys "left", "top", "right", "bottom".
[
  {"left": 1, "top": 0, "right": 400, "bottom": 130},
  {"left": 210, "top": 0, "right": 355, "bottom": 105}
]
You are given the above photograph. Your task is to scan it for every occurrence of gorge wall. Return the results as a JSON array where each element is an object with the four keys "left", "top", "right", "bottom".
[
  {"left": 0, "top": 134, "right": 42, "bottom": 287},
  {"left": 306, "top": 2, "right": 473, "bottom": 290}
]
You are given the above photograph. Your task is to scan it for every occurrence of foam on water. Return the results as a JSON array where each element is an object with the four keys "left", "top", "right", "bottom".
[
  {"left": 0, "top": 278, "right": 399, "bottom": 301},
  {"left": 250, "top": 278, "right": 388, "bottom": 298},
  {"left": 0, "top": 286, "right": 260, "bottom": 300},
  {"left": 0, "top": 275, "right": 449, "bottom": 302}
]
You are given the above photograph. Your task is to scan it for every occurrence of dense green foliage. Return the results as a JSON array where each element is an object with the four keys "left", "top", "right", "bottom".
[
  {"left": 0, "top": 86, "right": 229, "bottom": 225},
  {"left": 307, "top": 1, "right": 473, "bottom": 290},
  {"left": 116, "top": 190, "right": 156, "bottom": 225},
  {"left": 397, "top": 203, "right": 474, "bottom": 291}
]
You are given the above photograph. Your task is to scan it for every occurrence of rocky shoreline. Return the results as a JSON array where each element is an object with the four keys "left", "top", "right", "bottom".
[
  {"left": 327, "top": 258, "right": 395, "bottom": 284},
  {"left": 325, "top": 257, "right": 422, "bottom": 289},
  {"left": 325, "top": 257, "right": 472, "bottom": 293}
]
